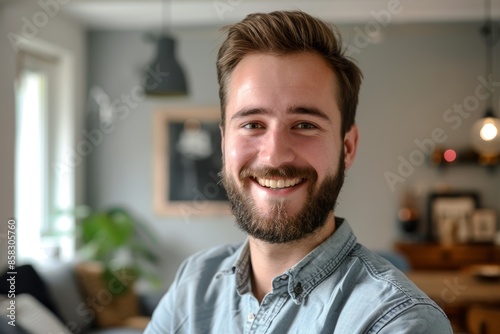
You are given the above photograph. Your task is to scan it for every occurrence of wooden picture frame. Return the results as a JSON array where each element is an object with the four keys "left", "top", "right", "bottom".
[
  {"left": 426, "top": 192, "right": 480, "bottom": 242},
  {"left": 153, "top": 107, "right": 229, "bottom": 217}
]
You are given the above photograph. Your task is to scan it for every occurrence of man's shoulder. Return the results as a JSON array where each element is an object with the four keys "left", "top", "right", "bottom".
[
  {"left": 332, "top": 244, "right": 452, "bottom": 332},
  {"left": 351, "top": 244, "right": 430, "bottom": 298},
  {"left": 349, "top": 244, "right": 448, "bottom": 313}
]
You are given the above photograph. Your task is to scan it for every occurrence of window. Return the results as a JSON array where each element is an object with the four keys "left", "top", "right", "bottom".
[{"left": 15, "top": 51, "right": 75, "bottom": 264}]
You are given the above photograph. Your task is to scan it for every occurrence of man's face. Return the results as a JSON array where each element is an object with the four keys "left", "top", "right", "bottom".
[{"left": 221, "top": 52, "right": 358, "bottom": 243}]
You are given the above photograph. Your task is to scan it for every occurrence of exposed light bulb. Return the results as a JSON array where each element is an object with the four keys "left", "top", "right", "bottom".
[
  {"left": 480, "top": 122, "right": 498, "bottom": 141},
  {"left": 471, "top": 116, "right": 500, "bottom": 156}
]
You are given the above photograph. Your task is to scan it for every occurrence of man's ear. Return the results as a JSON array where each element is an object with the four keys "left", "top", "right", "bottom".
[{"left": 343, "top": 124, "right": 358, "bottom": 170}]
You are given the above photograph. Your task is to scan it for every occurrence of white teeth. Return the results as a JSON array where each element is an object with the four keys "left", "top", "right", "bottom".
[{"left": 256, "top": 177, "right": 302, "bottom": 189}]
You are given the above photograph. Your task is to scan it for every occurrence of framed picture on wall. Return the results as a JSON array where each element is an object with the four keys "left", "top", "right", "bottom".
[
  {"left": 153, "top": 107, "right": 229, "bottom": 217},
  {"left": 426, "top": 192, "right": 480, "bottom": 243}
]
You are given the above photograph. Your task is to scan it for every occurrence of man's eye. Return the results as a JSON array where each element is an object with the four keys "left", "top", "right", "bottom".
[
  {"left": 295, "top": 123, "right": 316, "bottom": 129},
  {"left": 242, "top": 123, "right": 263, "bottom": 129}
]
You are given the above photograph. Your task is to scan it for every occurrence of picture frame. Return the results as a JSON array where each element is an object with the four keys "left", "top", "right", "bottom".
[
  {"left": 153, "top": 107, "right": 229, "bottom": 217},
  {"left": 470, "top": 209, "right": 498, "bottom": 243},
  {"left": 426, "top": 192, "right": 480, "bottom": 243}
]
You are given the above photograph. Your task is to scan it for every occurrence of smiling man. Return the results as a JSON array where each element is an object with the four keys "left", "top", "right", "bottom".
[{"left": 145, "top": 11, "right": 452, "bottom": 333}]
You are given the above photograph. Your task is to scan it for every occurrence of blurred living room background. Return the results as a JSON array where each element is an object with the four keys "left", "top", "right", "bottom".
[{"left": 1, "top": 0, "right": 500, "bottom": 333}]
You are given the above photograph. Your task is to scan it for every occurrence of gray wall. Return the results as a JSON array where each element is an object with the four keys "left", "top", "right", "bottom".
[{"left": 86, "top": 23, "right": 500, "bottom": 289}]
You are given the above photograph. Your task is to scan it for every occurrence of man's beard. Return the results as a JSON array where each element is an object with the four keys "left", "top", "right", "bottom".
[{"left": 221, "top": 152, "right": 345, "bottom": 244}]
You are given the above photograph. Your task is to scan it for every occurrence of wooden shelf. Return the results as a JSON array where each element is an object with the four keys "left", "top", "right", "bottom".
[
  {"left": 430, "top": 148, "right": 499, "bottom": 168},
  {"left": 395, "top": 242, "right": 500, "bottom": 270}
]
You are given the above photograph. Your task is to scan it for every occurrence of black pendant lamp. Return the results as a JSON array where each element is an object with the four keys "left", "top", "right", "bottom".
[
  {"left": 143, "top": 0, "right": 188, "bottom": 96},
  {"left": 470, "top": 0, "right": 500, "bottom": 157}
]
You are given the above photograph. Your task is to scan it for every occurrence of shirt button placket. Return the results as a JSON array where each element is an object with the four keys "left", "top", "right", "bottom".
[{"left": 246, "top": 311, "right": 258, "bottom": 334}]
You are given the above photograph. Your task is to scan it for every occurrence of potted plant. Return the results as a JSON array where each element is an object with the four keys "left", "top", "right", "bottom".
[{"left": 76, "top": 206, "right": 161, "bottom": 295}]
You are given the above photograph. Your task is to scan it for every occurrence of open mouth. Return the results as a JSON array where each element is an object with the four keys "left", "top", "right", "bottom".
[{"left": 252, "top": 177, "right": 304, "bottom": 190}]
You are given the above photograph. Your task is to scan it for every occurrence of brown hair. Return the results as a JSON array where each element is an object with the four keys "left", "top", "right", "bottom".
[{"left": 217, "top": 10, "right": 362, "bottom": 136}]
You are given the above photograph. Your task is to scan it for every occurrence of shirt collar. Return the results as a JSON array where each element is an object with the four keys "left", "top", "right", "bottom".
[
  {"left": 221, "top": 217, "right": 358, "bottom": 304},
  {"left": 234, "top": 240, "right": 251, "bottom": 295}
]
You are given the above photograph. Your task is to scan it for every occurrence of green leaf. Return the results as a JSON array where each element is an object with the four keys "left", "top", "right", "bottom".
[{"left": 76, "top": 206, "right": 161, "bottom": 286}]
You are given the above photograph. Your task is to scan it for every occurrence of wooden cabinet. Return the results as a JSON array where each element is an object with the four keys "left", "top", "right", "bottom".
[{"left": 395, "top": 242, "right": 500, "bottom": 270}]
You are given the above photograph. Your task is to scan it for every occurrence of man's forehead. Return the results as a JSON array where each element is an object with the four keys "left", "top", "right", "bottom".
[{"left": 225, "top": 52, "right": 340, "bottom": 121}]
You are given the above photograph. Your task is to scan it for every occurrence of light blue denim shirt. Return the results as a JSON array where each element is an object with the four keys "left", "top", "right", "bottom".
[{"left": 145, "top": 219, "right": 452, "bottom": 333}]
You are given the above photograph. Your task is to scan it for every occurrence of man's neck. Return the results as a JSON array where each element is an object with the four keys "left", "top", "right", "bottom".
[{"left": 248, "top": 214, "right": 337, "bottom": 303}]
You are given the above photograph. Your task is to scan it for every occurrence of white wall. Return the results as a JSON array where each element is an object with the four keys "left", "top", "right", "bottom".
[
  {"left": 0, "top": 1, "right": 86, "bottom": 270},
  {"left": 86, "top": 22, "right": 500, "bottom": 288}
]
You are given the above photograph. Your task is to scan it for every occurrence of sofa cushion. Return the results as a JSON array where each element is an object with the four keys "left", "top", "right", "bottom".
[
  {"left": 0, "top": 321, "right": 31, "bottom": 334},
  {"left": 0, "top": 294, "right": 71, "bottom": 334},
  {"left": 0, "top": 296, "right": 31, "bottom": 334},
  {"left": 36, "top": 261, "right": 93, "bottom": 333}
]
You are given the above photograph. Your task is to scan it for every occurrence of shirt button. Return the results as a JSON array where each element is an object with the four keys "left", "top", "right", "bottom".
[{"left": 247, "top": 313, "right": 255, "bottom": 321}]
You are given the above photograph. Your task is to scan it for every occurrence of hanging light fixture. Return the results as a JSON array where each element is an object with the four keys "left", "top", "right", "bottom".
[
  {"left": 470, "top": 0, "right": 500, "bottom": 160},
  {"left": 143, "top": 0, "right": 188, "bottom": 96}
]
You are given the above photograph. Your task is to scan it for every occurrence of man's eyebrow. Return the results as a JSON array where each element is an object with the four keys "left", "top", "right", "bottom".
[
  {"left": 230, "top": 108, "right": 271, "bottom": 121},
  {"left": 229, "top": 106, "right": 331, "bottom": 122},
  {"left": 287, "top": 106, "right": 331, "bottom": 121}
]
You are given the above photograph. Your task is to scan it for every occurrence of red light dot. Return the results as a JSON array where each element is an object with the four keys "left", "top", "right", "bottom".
[{"left": 443, "top": 149, "right": 457, "bottom": 162}]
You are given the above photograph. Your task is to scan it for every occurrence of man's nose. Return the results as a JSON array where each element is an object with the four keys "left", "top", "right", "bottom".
[{"left": 259, "top": 128, "right": 296, "bottom": 167}]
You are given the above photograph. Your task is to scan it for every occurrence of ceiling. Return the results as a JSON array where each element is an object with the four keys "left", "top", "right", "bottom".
[{"left": 59, "top": 0, "right": 500, "bottom": 30}]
